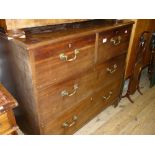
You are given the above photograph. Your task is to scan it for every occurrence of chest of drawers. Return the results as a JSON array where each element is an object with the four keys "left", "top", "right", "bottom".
[{"left": 8, "top": 20, "right": 133, "bottom": 134}]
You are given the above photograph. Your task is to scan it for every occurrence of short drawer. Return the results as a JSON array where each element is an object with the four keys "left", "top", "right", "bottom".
[
  {"left": 38, "top": 71, "right": 96, "bottom": 123},
  {"left": 0, "top": 112, "right": 12, "bottom": 134},
  {"left": 95, "top": 54, "right": 126, "bottom": 91},
  {"left": 97, "top": 26, "right": 131, "bottom": 64},
  {"left": 33, "top": 35, "right": 95, "bottom": 88},
  {"left": 94, "top": 78, "right": 122, "bottom": 107}
]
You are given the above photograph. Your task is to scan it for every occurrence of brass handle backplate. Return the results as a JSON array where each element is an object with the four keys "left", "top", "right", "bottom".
[
  {"left": 107, "top": 64, "right": 117, "bottom": 74},
  {"left": 61, "top": 84, "right": 78, "bottom": 97},
  {"left": 102, "top": 91, "right": 113, "bottom": 101},
  {"left": 59, "top": 49, "right": 79, "bottom": 62},
  {"left": 62, "top": 115, "right": 78, "bottom": 128},
  {"left": 110, "top": 36, "right": 122, "bottom": 45}
]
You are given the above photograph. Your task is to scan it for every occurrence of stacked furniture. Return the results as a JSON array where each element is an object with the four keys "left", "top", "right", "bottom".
[
  {"left": 3, "top": 20, "right": 133, "bottom": 134},
  {"left": 0, "top": 84, "right": 18, "bottom": 135}
]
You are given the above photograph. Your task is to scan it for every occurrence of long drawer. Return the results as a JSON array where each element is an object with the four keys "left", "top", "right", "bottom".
[
  {"left": 33, "top": 35, "right": 95, "bottom": 89},
  {"left": 40, "top": 79, "right": 122, "bottom": 134},
  {"left": 41, "top": 96, "right": 94, "bottom": 134},
  {"left": 38, "top": 71, "right": 96, "bottom": 123},
  {"left": 95, "top": 54, "right": 126, "bottom": 91},
  {"left": 97, "top": 26, "right": 131, "bottom": 64}
]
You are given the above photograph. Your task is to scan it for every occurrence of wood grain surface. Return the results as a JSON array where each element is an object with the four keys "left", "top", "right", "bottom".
[
  {"left": 8, "top": 20, "right": 133, "bottom": 134},
  {"left": 3, "top": 19, "right": 89, "bottom": 30}
]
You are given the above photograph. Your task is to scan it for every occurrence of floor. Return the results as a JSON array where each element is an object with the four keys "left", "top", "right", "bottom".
[{"left": 75, "top": 69, "right": 155, "bottom": 135}]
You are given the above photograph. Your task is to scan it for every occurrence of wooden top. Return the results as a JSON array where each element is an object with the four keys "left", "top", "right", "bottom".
[
  {"left": 11, "top": 19, "right": 134, "bottom": 49},
  {"left": 1, "top": 19, "right": 89, "bottom": 30},
  {"left": 0, "top": 84, "right": 18, "bottom": 112}
]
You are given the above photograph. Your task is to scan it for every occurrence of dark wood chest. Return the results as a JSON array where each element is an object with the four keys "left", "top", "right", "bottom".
[{"left": 8, "top": 20, "right": 133, "bottom": 134}]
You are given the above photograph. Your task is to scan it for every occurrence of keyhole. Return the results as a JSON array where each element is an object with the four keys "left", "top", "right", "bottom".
[{"left": 68, "top": 43, "right": 72, "bottom": 48}]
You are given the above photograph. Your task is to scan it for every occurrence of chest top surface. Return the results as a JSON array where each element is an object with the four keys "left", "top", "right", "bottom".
[{"left": 11, "top": 20, "right": 134, "bottom": 49}]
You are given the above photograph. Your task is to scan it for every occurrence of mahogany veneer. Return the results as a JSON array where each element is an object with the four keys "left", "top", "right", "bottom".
[{"left": 7, "top": 20, "right": 133, "bottom": 134}]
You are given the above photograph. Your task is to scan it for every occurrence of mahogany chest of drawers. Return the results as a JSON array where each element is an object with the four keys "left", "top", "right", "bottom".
[
  {"left": 8, "top": 20, "right": 133, "bottom": 134},
  {"left": 0, "top": 84, "right": 18, "bottom": 135}
]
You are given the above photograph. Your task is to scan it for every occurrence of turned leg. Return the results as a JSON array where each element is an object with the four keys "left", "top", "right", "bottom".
[
  {"left": 137, "top": 85, "right": 143, "bottom": 95},
  {"left": 122, "top": 92, "right": 134, "bottom": 103},
  {"left": 137, "top": 67, "right": 143, "bottom": 95}
]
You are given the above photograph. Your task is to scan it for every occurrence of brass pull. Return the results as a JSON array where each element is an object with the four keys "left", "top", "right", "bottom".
[
  {"left": 110, "top": 36, "right": 121, "bottom": 45},
  {"left": 59, "top": 49, "right": 79, "bottom": 62},
  {"left": 107, "top": 64, "right": 117, "bottom": 74},
  {"left": 61, "top": 84, "right": 78, "bottom": 97},
  {"left": 0, "top": 123, "right": 2, "bottom": 128},
  {"left": 0, "top": 106, "right": 4, "bottom": 111},
  {"left": 102, "top": 91, "right": 113, "bottom": 101},
  {"left": 62, "top": 115, "right": 78, "bottom": 128}
]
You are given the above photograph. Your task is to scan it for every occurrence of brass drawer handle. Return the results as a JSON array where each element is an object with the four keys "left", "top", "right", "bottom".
[
  {"left": 110, "top": 36, "right": 122, "bottom": 45},
  {"left": 62, "top": 115, "right": 78, "bottom": 128},
  {"left": 0, "top": 122, "right": 2, "bottom": 128},
  {"left": 102, "top": 91, "right": 113, "bottom": 101},
  {"left": 107, "top": 64, "right": 117, "bottom": 74},
  {"left": 61, "top": 84, "right": 78, "bottom": 97},
  {"left": 59, "top": 49, "right": 80, "bottom": 62},
  {"left": 0, "top": 106, "right": 4, "bottom": 111}
]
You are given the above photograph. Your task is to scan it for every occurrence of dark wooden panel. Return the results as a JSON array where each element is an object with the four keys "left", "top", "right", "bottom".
[
  {"left": 94, "top": 78, "right": 122, "bottom": 107},
  {"left": 33, "top": 35, "right": 95, "bottom": 62},
  {"left": 97, "top": 26, "right": 131, "bottom": 64},
  {"left": 95, "top": 54, "right": 126, "bottom": 91},
  {"left": 34, "top": 35, "right": 95, "bottom": 88},
  {"left": 42, "top": 96, "right": 95, "bottom": 134},
  {"left": 9, "top": 41, "right": 41, "bottom": 134},
  {"left": 38, "top": 71, "right": 96, "bottom": 123}
]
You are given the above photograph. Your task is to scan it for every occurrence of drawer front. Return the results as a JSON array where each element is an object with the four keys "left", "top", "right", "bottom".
[
  {"left": 33, "top": 35, "right": 95, "bottom": 88},
  {"left": 38, "top": 71, "right": 96, "bottom": 123},
  {"left": 41, "top": 80, "right": 122, "bottom": 135},
  {"left": 0, "top": 112, "right": 12, "bottom": 134},
  {"left": 97, "top": 26, "right": 131, "bottom": 64},
  {"left": 94, "top": 79, "right": 122, "bottom": 107},
  {"left": 41, "top": 95, "right": 105, "bottom": 135},
  {"left": 95, "top": 54, "right": 126, "bottom": 91}
]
